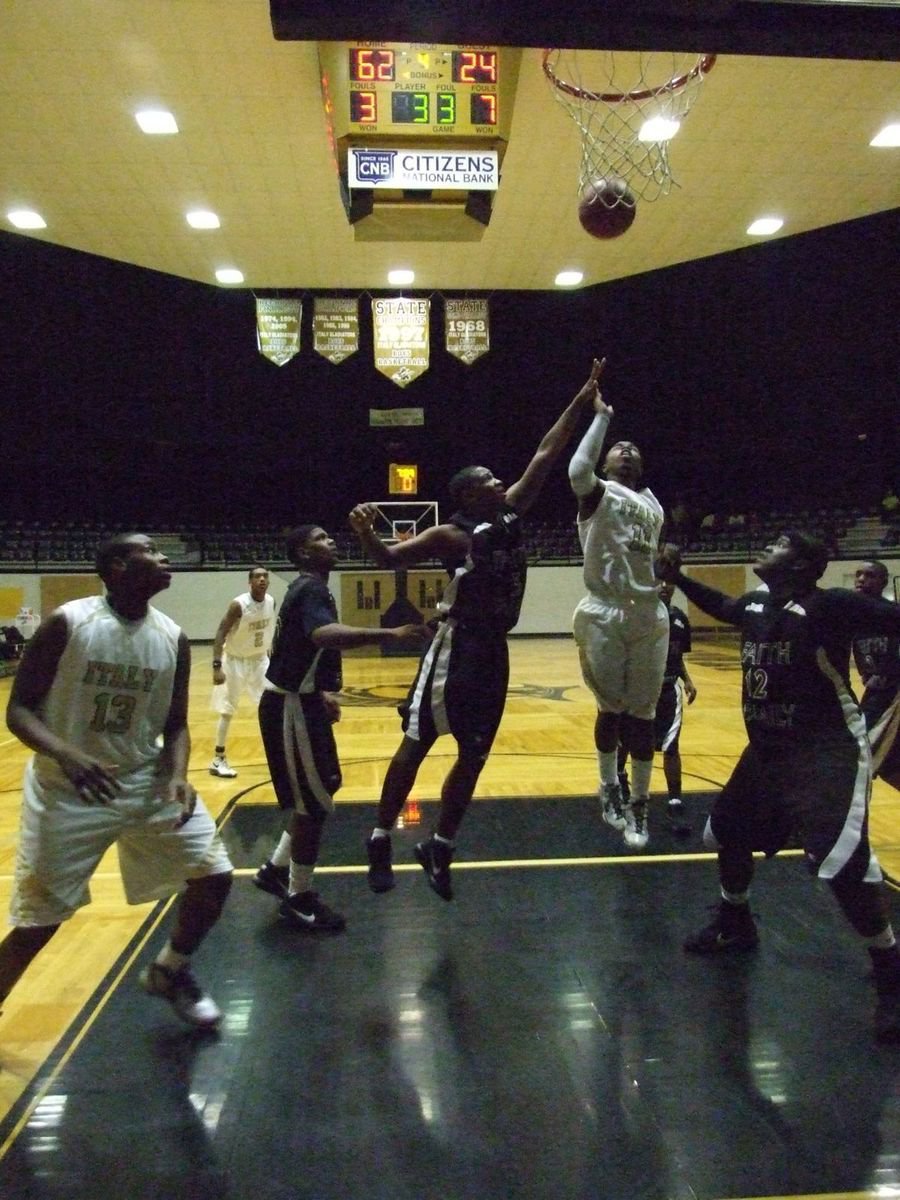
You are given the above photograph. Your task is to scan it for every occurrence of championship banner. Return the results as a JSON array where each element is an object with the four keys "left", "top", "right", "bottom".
[
  {"left": 445, "top": 298, "right": 490, "bottom": 365},
  {"left": 313, "top": 297, "right": 359, "bottom": 364},
  {"left": 372, "top": 298, "right": 430, "bottom": 389},
  {"left": 255, "top": 298, "right": 301, "bottom": 366}
]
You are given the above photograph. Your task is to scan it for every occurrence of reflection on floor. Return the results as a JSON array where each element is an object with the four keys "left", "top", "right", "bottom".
[{"left": 2, "top": 795, "right": 899, "bottom": 1200}]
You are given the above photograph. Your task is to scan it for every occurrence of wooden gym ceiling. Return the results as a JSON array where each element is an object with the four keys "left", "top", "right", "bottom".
[{"left": 1, "top": 0, "right": 897, "bottom": 292}]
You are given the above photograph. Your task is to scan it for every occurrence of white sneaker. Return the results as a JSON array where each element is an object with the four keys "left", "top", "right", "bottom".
[
  {"left": 209, "top": 756, "right": 237, "bottom": 778},
  {"left": 600, "top": 783, "right": 627, "bottom": 831},
  {"left": 140, "top": 962, "right": 222, "bottom": 1028},
  {"left": 623, "top": 802, "right": 649, "bottom": 849}
]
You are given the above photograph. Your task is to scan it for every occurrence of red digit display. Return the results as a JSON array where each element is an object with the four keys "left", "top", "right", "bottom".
[
  {"left": 350, "top": 91, "right": 377, "bottom": 124},
  {"left": 470, "top": 93, "right": 497, "bottom": 125},
  {"left": 349, "top": 48, "right": 395, "bottom": 82},
  {"left": 452, "top": 51, "right": 497, "bottom": 84}
]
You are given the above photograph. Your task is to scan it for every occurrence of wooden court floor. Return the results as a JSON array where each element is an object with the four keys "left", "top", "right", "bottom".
[{"left": 1, "top": 635, "right": 899, "bottom": 1200}]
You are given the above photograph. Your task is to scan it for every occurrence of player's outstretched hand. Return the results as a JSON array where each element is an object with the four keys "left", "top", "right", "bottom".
[
  {"left": 656, "top": 543, "right": 682, "bottom": 581},
  {"left": 392, "top": 623, "right": 433, "bottom": 646},
  {"left": 580, "top": 355, "right": 609, "bottom": 403},
  {"left": 348, "top": 503, "right": 377, "bottom": 534},
  {"left": 577, "top": 357, "right": 612, "bottom": 418}
]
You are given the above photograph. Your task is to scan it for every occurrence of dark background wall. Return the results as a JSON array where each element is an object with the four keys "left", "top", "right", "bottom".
[{"left": 3, "top": 209, "right": 897, "bottom": 532}]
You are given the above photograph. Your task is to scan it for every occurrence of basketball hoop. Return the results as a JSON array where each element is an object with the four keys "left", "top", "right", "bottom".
[
  {"left": 370, "top": 500, "right": 439, "bottom": 545},
  {"left": 543, "top": 49, "right": 717, "bottom": 204}
]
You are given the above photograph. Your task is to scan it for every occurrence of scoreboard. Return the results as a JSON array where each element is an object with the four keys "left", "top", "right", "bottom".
[{"left": 319, "top": 42, "right": 520, "bottom": 142}]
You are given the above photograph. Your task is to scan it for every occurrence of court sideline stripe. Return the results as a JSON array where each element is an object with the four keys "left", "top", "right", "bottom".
[{"left": 233, "top": 849, "right": 806, "bottom": 875}]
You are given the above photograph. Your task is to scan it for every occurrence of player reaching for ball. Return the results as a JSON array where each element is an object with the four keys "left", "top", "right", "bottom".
[
  {"left": 351, "top": 359, "right": 605, "bottom": 903},
  {"left": 568, "top": 359, "right": 668, "bottom": 850}
]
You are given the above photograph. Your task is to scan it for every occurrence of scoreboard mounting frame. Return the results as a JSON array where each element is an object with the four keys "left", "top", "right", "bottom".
[{"left": 319, "top": 42, "right": 519, "bottom": 142}]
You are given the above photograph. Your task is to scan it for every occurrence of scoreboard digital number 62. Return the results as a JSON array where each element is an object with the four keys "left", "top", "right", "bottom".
[{"left": 320, "top": 43, "right": 515, "bottom": 139}]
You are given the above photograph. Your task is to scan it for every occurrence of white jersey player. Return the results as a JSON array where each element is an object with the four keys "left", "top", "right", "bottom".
[
  {"left": 210, "top": 565, "right": 276, "bottom": 778},
  {"left": 1, "top": 533, "right": 233, "bottom": 1028},
  {"left": 568, "top": 358, "right": 668, "bottom": 850}
]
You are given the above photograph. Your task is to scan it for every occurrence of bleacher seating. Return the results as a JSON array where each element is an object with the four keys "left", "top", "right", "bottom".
[{"left": 0, "top": 507, "right": 894, "bottom": 571}]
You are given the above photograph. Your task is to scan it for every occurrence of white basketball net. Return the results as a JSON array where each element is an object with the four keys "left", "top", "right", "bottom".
[{"left": 543, "top": 49, "right": 717, "bottom": 203}]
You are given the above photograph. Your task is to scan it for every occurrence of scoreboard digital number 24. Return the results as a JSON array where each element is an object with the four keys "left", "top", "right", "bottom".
[{"left": 320, "top": 44, "right": 506, "bottom": 138}]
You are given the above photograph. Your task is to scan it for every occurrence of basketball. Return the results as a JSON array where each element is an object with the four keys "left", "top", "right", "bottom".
[{"left": 578, "top": 177, "right": 637, "bottom": 239}]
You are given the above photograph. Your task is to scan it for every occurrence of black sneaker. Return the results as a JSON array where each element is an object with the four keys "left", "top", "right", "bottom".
[
  {"left": 366, "top": 835, "right": 395, "bottom": 893},
  {"left": 870, "top": 947, "right": 900, "bottom": 1043},
  {"left": 414, "top": 837, "right": 454, "bottom": 901},
  {"left": 666, "top": 800, "right": 691, "bottom": 838},
  {"left": 600, "top": 783, "right": 627, "bottom": 832},
  {"left": 253, "top": 861, "right": 289, "bottom": 899},
  {"left": 279, "top": 890, "right": 346, "bottom": 933},
  {"left": 683, "top": 901, "right": 759, "bottom": 954},
  {"left": 140, "top": 962, "right": 222, "bottom": 1028}
]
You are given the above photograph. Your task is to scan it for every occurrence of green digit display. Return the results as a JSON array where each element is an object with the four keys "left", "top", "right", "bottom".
[
  {"left": 436, "top": 93, "right": 456, "bottom": 125},
  {"left": 391, "top": 92, "right": 430, "bottom": 123}
]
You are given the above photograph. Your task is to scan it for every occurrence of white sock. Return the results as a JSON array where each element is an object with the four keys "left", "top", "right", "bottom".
[
  {"left": 155, "top": 943, "right": 190, "bottom": 972},
  {"left": 598, "top": 750, "right": 619, "bottom": 788},
  {"left": 869, "top": 926, "right": 897, "bottom": 950},
  {"left": 434, "top": 833, "right": 454, "bottom": 847},
  {"left": 215, "top": 714, "right": 231, "bottom": 750},
  {"left": 289, "top": 862, "right": 314, "bottom": 896},
  {"left": 721, "top": 887, "right": 750, "bottom": 906},
  {"left": 370, "top": 828, "right": 391, "bottom": 839},
  {"left": 270, "top": 832, "right": 292, "bottom": 868},
  {"left": 630, "top": 758, "right": 652, "bottom": 801}
]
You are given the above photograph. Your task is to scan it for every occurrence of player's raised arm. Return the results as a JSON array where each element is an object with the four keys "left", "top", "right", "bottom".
[
  {"left": 504, "top": 357, "right": 605, "bottom": 515},
  {"left": 568, "top": 358, "right": 613, "bottom": 505},
  {"left": 349, "top": 504, "right": 467, "bottom": 568}
]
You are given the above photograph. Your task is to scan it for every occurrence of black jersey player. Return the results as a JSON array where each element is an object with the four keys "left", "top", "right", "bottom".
[
  {"left": 252, "top": 525, "right": 428, "bottom": 933},
  {"left": 658, "top": 532, "right": 900, "bottom": 1043},
  {"left": 853, "top": 560, "right": 900, "bottom": 792},
  {"left": 350, "top": 360, "right": 604, "bottom": 901}
]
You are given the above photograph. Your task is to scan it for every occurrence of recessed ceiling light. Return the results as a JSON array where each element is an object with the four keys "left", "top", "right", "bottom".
[
  {"left": 870, "top": 123, "right": 900, "bottom": 147},
  {"left": 215, "top": 268, "right": 244, "bottom": 285},
  {"left": 186, "top": 210, "right": 220, "bottom": 229},
  {"left": 747, "top": 217, "right": 784, "bottom": 236},
  {"left": 638, "top": 116, "right": 681, "bottom": 142},
  {"left": 7, "top": 209, "right": 46, "bottom": 229},
  {"left": 135, "top": 109, "right": 179, "bottom": 134},
  {"left": 388, "top": 269, "right": 415, "bottom": 285},
  {"left": 555, "top": 270, "right": 584, "bottom": 287}
]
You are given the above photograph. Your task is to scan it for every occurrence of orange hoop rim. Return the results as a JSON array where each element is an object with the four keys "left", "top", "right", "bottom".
[{"left": 542, "top": 49, "right": 717, "bottom": 105}]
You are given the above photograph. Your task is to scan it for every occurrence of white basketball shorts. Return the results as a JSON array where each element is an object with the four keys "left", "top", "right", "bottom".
[
  {"left": 10, "top": 759, "right": 233, "bottom": 927},
  {"left": 573, "top": 593, "right": 669, "bottom": 719}
]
